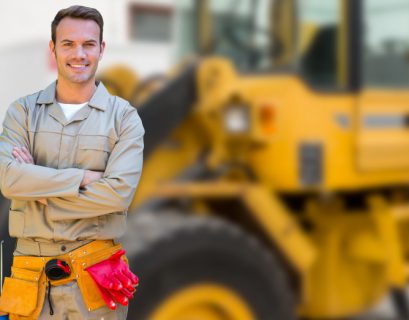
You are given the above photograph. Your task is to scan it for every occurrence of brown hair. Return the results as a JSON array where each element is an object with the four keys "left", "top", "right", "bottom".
[{"left": 51, "top": 5, "right": 104, "bottom": 44}]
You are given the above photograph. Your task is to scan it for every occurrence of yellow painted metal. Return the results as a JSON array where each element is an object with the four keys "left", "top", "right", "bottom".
[
  {"left": 149, "top": 283, "right": 256, "bottom": 320},
  {"left": 299, "top": 200, "right": 389, "bottom": 318},
  {"left": 149, "top": 182, "right": 245, "bottom": 199},
  {"left": 191, "top": 57, "right": 409, "bottom": 191},
  {"left": 368, "top": 196, "right": 406, "bottom": 287},
  {"left": 129, "top": 116, "right": 207, "bottom": 210},
  {"left": 357, "top": 89, "right": 409, "bottom": 171},
  {"left": 98, "top": 65, "right": 139, "bottom": 102},
  {"left": 241, "top": 185, "right": 316, "bottom": 274}
]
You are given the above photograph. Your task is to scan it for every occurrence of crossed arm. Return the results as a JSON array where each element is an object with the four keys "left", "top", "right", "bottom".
[
  {"left": 12, "top": 146, "right": 102, "bottom": 205},
  {"left": 12, "top": 146, "right": 102, "bottom": 188},
  {"left": 0, "top": 101, "right": 144, "bottom": 220}
]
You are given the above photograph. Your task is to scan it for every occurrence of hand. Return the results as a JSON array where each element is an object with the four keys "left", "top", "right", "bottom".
[
  {"left": 12, "top": 147, "right": 48, "bottom": 205},
  {"left": 12, "top": 146, "right": 34, "bottom": 164},
  {"left": 80, "top": 170, "right": 103, "bottom": 187},
  {"left": 85, "top": 249, "right": 139, "bottom": 309}
]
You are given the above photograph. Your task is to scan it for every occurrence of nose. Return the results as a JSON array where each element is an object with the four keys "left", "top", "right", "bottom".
[{"left": 74, "top": 45, "right": 86, "bottom": 59}]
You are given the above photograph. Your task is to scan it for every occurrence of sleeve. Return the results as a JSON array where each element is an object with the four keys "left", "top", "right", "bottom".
[
  {"left": 47, "top": 106, "right": 145, "bottom": 220},
  {"left": 0, "top": 101, "right": 85, "bottom": 200}
]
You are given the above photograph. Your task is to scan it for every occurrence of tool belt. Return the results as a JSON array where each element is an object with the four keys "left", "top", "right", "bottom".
[{"left": 0, "top": 240, "right": 123, "bottom": 319}]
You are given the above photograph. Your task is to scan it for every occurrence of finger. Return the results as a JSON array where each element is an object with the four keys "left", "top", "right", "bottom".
[
  {"left": 110, "top": 276, "right": 123, "bottom": 291},
  {"left": 109, "top": 289, "right": 129, "bottom": 306},
  {"left": 12, "top": 151, "right": 24, "bottom": 163},
  {"left": 120, "top": 287, "right": 134, "bottom": 299},
  {"left": 122, "top": 267, "right": 139, "bottom": 285},
  {"left": 126, "top": 285, "right": 135, "bottom": 293},
  {"left": 14, "top": 148, "right": 28, "bottom": 162},
  {"left": 14, "top": 148, "right": 31, "bottom": 163},
  {"left": 21, "top": 147, "right": 34, "bottom": 163},
  {"left": 96, "top": 271, "right": 122, "bottom": 290},
  {"left": 19, "top": 148, "right": 33, "bottom": 164},
  {"left": 116, "top": 254, "right": 138, "bottom": 284},
  {"left": 114, "top": 270, "right": 132, "bottom": 288},
  {"left": 95, "top": 282, "right": 117, "bottom": 310}
]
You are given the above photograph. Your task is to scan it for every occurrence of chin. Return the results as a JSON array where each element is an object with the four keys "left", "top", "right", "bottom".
[{"left": 69, "top": 75, "right": 94, "bottom": 84}]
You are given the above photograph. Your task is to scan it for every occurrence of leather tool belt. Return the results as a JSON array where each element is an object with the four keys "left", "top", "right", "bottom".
[{"left": 0, "top": 240, "right": 122, "bottom": 319}]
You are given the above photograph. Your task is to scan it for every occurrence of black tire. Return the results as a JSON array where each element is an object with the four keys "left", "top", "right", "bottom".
[{"left": 120, "top": 211, "right": 297, "bottom": 320}]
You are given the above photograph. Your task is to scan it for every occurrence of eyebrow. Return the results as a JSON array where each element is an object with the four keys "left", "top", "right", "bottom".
[{"left": 60, "top": 39, "right": 98, "bottom": 44}]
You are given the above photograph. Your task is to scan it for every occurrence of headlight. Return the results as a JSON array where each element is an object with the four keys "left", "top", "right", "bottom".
[{"left": 223, "top": 105, "right": 250, "bottom": 133}]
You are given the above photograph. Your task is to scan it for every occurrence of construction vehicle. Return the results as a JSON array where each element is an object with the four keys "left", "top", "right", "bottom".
[{"left": 2, "top": 0, "right": 409, "bottom": 318}]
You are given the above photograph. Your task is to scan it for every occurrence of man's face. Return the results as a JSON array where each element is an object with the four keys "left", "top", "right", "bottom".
[{"left": 50, "top": 17, "right": 105, "bottom": 85}]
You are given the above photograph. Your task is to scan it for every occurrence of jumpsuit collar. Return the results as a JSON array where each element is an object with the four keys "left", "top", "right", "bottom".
[
  {"left": 36, "top": 80, "right": 110, "bottom": 111},
  {"left": 37, "top": 81, "right": 111, "bottom": 126}
]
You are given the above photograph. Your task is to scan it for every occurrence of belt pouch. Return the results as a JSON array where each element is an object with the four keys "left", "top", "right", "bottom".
[
  {"left": 0, "top": 266, "right": 46, "bottom": 319},
  {"left": 74, "top": 244, "right": 122, "bottom": 311}
]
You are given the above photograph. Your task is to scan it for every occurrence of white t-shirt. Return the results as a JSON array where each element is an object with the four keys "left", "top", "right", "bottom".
[{"left": 58, "top": 102, "right": 88, "bottom": 120}]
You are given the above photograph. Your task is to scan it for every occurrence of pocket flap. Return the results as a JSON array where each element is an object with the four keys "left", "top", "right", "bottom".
[
  {"left": 11, "top": 267, "right": 42, "bottom": 282},
  {"left": 79, "top": 136, "right": 112, "bottom": 152}
]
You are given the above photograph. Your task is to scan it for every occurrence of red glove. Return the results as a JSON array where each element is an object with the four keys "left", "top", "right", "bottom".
[{"left": 86, "top": 249, "right": 139, "bottom": 310}]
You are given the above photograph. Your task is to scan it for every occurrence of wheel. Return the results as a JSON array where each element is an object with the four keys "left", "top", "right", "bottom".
[{"left": 120, "top": 211, "right": 297, "bottom": 320}]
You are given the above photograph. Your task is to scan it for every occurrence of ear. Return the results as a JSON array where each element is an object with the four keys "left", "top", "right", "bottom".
[
  {"left": 99, "top": 41, "right": 106, "bottom": 61},
  {"left": 49, "top": 40, "right": 55, "bottom": 54}
]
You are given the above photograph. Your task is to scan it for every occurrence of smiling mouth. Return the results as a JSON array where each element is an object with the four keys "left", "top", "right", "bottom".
[{"left": 67, "top": 63, "right": 90, "bottom": 70}]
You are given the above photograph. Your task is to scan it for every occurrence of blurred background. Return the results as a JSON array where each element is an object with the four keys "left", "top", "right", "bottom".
[{"left": 2, "top": 0, "right": 409, "bottom": 319}]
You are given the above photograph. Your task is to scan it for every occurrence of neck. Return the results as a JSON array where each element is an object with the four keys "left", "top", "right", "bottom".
[{"left": 56, "top": 78, "right": 96, "bottom": 103}]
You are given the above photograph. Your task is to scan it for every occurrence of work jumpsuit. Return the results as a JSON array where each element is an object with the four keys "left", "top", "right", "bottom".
[{"left": 0, "top": 81, "right": 145, "bottom": 319}]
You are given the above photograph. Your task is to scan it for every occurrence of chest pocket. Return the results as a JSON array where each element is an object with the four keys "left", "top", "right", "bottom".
[{"left": 76, "top": 136, "right": 113, "bottom": 171}]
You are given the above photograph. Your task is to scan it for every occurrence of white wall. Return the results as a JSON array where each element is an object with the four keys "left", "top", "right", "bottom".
[{"left": 0, "top": 0, "right": 173, "bottom": 47}]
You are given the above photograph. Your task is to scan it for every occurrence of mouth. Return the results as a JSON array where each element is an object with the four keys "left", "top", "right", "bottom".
[{"left": 67, "top": 63, "right": 90, "bottom": 71}]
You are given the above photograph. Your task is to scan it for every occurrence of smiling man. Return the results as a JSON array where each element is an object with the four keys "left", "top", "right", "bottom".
[{"left": 0, "top": 5, "right": 144, "bottom": 320}]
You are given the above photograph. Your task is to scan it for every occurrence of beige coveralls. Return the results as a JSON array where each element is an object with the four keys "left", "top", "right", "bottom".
[{"left": 0, "top": 81, "right": 145, "bottom": 319}]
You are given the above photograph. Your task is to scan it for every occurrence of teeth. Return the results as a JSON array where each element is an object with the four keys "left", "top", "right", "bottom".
[{"left": 70, "top": 64, "right": 87, "bottom": 68}]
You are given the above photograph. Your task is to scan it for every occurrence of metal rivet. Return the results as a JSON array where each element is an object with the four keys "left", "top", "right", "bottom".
[
  {"left": 71, "top": 259, "right": 75, "bottom": 263},
  {"left": 83, "top": 250, "right": 87, "bottom": 255},
  {"left": 76, "top": 274, "right": 79, "bottom": 279},
  {"left": 61, "top": 245, "right": 67, "bottom": 252},
  {"left": 82, "top": 262, "right": 87, "bottom": 267}
]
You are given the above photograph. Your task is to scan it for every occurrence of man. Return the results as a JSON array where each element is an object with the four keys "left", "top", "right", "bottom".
[{"left": 0, "top": 5, "right": 144, "bottom": 319}]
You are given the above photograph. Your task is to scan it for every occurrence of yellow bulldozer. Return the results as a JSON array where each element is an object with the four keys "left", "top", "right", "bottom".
[
  {"left": 2, "top": 0, "right": 409, "bottom": 319},
  {"left": 101, "top": 0, "right": 409, "bottom": 318}
]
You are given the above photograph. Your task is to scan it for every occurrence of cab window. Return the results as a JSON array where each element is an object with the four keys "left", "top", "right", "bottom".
[{"left": 362, "top": 0, "right": 409, "bottom": 88}]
